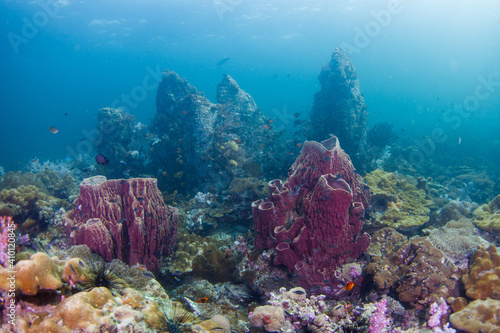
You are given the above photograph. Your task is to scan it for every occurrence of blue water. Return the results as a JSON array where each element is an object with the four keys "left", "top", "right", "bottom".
[{"left": 1, "top": 0, "right": 499, "bottom": 171}]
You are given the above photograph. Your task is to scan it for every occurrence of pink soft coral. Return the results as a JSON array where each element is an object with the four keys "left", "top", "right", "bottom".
[{"left": 369, "top": 298, "right": 391, "bottom": 333}]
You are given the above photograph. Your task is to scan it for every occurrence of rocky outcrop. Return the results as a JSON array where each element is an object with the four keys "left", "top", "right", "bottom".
[
  {"left": 151, "top": 71, "right": 281, "bottom": 195},
  {"left": 309, "top": 48, "right": 368, "bottom": 169}
]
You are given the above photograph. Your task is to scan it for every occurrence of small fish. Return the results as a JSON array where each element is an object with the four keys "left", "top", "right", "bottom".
[
  {"left": 292, "top": 289, "right": 305, "bottom": 295},
  {"left": 224, "top": 249, "right": 233, "bottom": 259},
  {"left": 458, "top": 137, "right": 461, "bottom": 145},
  {"left": 118, "top": 218, "right": 126, "bottom": 224},
  {"left": 69, "top": 263, "right": 78, "bottom": 275},
  {"left": 344, "top": 281, "right": 355, "bottom": 291},
  {"left": 143, "top": 271, "right": 155, "bottom": 279},
  {"left": 146, "top": 212, "right": 153, "bottom": 218},
  {"left": 120, "top": 160, "right": 127, "bottom": 165},
  {"left": 267, "top": 119, "right": 275, "bottom": 124},
  {"left": 295, "top": 143, "right": 303, "bottom": 148},
  {"left": 196, "top": 297, "right": 209, "bottom": 303},
  {"left": 216, "top": 57, "right": 229, "bottom": 67},
  {"left": 95, "top": 153, "right": 109, "bottom": 166},
  {"left": 134, "top": 208, "right": 140, "bottom": 212},
  {"left": 78, "top": 204, "right": 82, "bottom": 210},
  {"left": 234, "top": 139, "right": 242, "bottom": 144},
  {"left": 173, "top": 276, "right": 181, "bottom": 282},
  {"left": 135, "top": 264, "right": 147, "bottom": 270},
  {"left": 120, "top": 180, "right": 128, "bottom": 184},
  {"left": 137, "top": 197, "right": 145, "bottom": 202},
  {"left": 49, "top": 126, "right": 59, "bottom": 134},
  {"left": 262, "top": 124, "right": 271, "bottom": 130},
  {"left": 182, "top": 110, "right": 189, "bottom": 115},
  {"left": 154, "top": 250, "right": 163, "bottom": 258},
  {"left": 293, "top": 112, "right": 301, "bottom": 118},
  {"left": 78, "top": 260, "right": 85, "bottom": 268},
  {"left": 312, "top": 248, "right": 321, "bottom": 253}
]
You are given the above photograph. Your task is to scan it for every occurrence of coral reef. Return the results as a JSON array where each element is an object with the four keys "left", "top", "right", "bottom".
[
  {"left": 308, "top": 48, "right": 369, "bottom": 169},
  {"left": 472, "top": 194, "right": 500, "bottom": 232},
  {"left": 252, "top": 136, "right": 370, "bottom": 289},
  {"left": 249, "top": 305, "right": 286, "bottom": 332},
  {"left": 364, "top": 169, "right": 433, "bottom": 230},
  {"left": 449, "top": 298, "right": 500, "bottom": 333},
  {"left": 0, "top": 184, "right": 65, "bottom": 232},
  {"left": 365, "top": 229, "right": 461, "bottom": 309},
  {"left": 424, "top": 218, "right": 488, "bottom": 263},
  {"left": 63, "top": 176, "right": 178, "bottom": 273},
  {"left": 462, "top": 244, "right": 500, "bottom": 300},
  {"left": 166, "top": 230, "right": 237, "bottom": 282}
]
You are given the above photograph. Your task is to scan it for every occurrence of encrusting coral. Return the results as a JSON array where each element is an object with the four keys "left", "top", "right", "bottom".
[
  {"left": 472, "top": 194, "right": 500, "bottom": 232},
  {"left": 449, "top": 298, "right": 500, "bottom": 333},
  {"left": 364, "top": 169, "right": 433, "bottom": 230}
]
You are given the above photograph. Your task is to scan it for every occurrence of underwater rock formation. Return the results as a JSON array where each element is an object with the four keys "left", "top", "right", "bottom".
[
  {"left": 63, "top": 176, "right": 178, "bottom": 273},
  {"left": 252, "top": 136, "right": 370, "bottom": 288},
  {"left": 309, "top": 48, "right": 368, "bottom": 168},
  {"left": 95, "top": 107, "right": 150, "bottom": 179}
]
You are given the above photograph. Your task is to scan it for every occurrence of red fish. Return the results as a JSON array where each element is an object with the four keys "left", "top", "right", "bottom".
[{"left": 344, "top": 281, "right": 355, "bottom": 292}]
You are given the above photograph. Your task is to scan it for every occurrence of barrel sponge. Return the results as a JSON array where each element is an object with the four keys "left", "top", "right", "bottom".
[
  {"left": 249, "top": 305, "right": 285, "bottom": 332},
  {"left": 0, "top": 252, "right": 62, "bottom": 295},
  {"left": 463, "top": 245, "right": 500, "bottom": 300},
  {"left": 450, "top": 299, "right": 500, "bottom": 333}
]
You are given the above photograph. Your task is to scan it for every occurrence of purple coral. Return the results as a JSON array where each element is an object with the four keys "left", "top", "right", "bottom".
[
  {"left": 428, "top": 299, "right": 455, "bottom": 332},
  {"left": 369, "top": 298, "right": 391, "bottom": 333},
  {"left": 0, "top": 216, "right": 15, "bottom": 268}
]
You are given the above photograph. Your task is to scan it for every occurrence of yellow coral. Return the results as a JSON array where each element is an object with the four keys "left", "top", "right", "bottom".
[
  {"left": 364, "top": 169, "right": 432, "bottom": 230},
  {"left": 0, "top": 252, "right": 62, "bottom": 295},
  {"left": 463, "top": 245, "right": 500, "bottom": 300},
  {"left": 472, "top": 195, "right": 500, "bottom": 231},
  {"left": 450, "top": 299, "right": 500, "bottom": 333}
]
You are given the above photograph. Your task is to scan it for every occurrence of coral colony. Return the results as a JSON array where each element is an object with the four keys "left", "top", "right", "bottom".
[{"left": 0, "top": 47, "right": 499, "bottom": 333}]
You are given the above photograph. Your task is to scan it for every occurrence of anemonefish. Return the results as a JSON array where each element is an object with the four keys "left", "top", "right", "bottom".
[
  {"left": 344, "top": 281, "right": 355, "bottom": 292},
  {"left": 196, "top": 297, "right": 209, "bottom": 303}
]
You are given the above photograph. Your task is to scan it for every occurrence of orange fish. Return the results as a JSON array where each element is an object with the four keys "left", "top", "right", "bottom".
[
  {"left": 49, "top": 126, "right": 59, "bottom": 134},
  {"left": 263, "top": 124, "right": 271, "bottom": 130},
  {"left": 196, "top": 297, "right": 208, "bottom": 303},
  {"left": 295, "top": 143, "right": 303, "bottom": 148},
  {"left": 267, "top": 119, "right": 275, "bottom": 124},
  {"left": 224, "top": 249, "right": 233, "bottom": 259},
  {"left": 344, "top": 281, "right": 354, "bottom": 292}
]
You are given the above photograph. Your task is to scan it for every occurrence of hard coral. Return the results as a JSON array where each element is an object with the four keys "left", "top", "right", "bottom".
[
  {"left": 364, "top": 169, "right": 432, "bottom": 230},
  {"left": 449, "top": 298, "right": 500, "bottom": 333},
  {"left": 249, "top": 305, "right": 286, "bottom": 332},
  {"left": 472, "top": 194, "right": 500, "bottom": 232},
  {"left": 462, "top": 244, "right": 500, "bottom": 300},
  {"left": 366, "top": 230, "right": 461, "bottom": 309},
  {"left": 0, "top": 252, "right": 61, "bottom": 295}
]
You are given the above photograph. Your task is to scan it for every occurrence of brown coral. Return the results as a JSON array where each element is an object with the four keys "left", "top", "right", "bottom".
[
  {"left": 366, "top": 229, "right": 461, "bottom": 309},
  {"left": 450, "top": 299, "right": 500, "bottom": 333},
  {"left": 462, "top": 245, "right": 500, "bottom": 300}
]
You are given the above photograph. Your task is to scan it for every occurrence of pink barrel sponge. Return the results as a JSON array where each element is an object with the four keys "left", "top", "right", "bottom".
[
  {"left": 252, "top": 136, "right": 370, "bottom": 288},
  {"left": 64, "top": 177, "right": 178, "bottom": 274}
]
